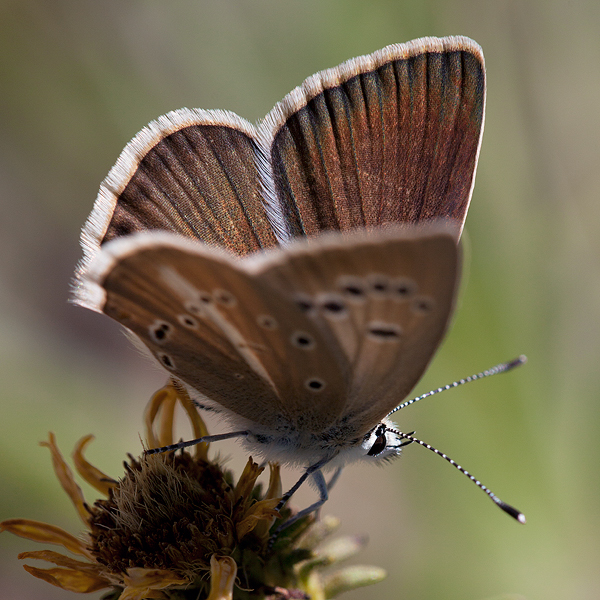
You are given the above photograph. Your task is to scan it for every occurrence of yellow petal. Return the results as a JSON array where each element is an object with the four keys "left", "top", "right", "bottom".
[
  {"left": 265, "top": 462, "right": 282, "bottom": 500},
  {"left": 236, "top": 498, "right": 281, "bottom": 539},
  {"left": 22, "top": 564, "right": 109, "bottom": 593},
  {"left": 233, "top": 458, "right": 263, "bottom": 504},
  {"left": 1, "top": 519, "right": 91, "bottom": 558},
  {"left": 207, "top": 555, "right": 237, "bottom": 600},
  {"left": 177, "top": 384, "right": 210, "bottom": 460},
  {"left": 144, "top": 385, "right": 167, "bottom": 449},
  {"left": 40, "top": 433, "right": 89, "bottom": 525},
  {"left": 144, "top": 382, "right": 211, "bottom": 458},
  {"left": 253, "top": 463, "right": 283, "bottom": 538},
  {"left": 120, "top": 590, "right": 167, "bottom": 600},
  {"left": 120, "top": 567, "right": 189, "bottom": 600},
  {"left": 73, "top": 434, "right": 117, "bottom": 496},
  {"left": 145, "top": 383, "right": 185, "bottom": 449},
  {"left": 157, "top": 388, "right": 177, "bottom": 448}
]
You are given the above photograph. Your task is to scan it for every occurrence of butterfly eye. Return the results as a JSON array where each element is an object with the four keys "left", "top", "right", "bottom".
[{"left": 367, "top": 434, "right": 388, "bottom": 457}]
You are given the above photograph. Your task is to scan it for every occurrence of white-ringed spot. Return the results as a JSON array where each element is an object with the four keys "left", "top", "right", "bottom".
[
  {"left": 291, "top": 331, "right": 316, "bottom": 350},
  {"left": 366, "top": 321, "right": 402, "bottom": 341},
  {"left": 366, "top": 273, "right": 390, "bottom": 295},
  {"left": 392, "top": 277, "right": 418, "bottom": 300},
  {"left": 412, "top": 296, "right": 435, "bottom": 314},
  {"left": 178, "top": 314, "right": 199, "bottom": 329},
  {"left": 214, "top": 289, "right": 236, "bottom": 307},
  {"left": 185, "top": 301, "right": 204, "bottom": 316},
  {"left": 158, "top": 353, "right": 175, "bottom": 370},
  {"left": 304, "top": 378, "right": 326, "bottom": 392},
  {"left": 149, "top": 320, "right": 171, "bottom": 343},
  {"left": 293, "top": 293, "right": 315, "bottom": 313},
  {"left": 257, "top": 314, "right": 278, "bottom": 330},
  {"left": 337, "top": 276, "right": 366, "bottom": 301},
  {"left": 317, "top": 293, "right": 348, "bottom": 319}
]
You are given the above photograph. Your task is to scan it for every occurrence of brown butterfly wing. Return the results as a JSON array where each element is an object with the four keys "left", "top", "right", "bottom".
[
  {"left": 254, "top": 222, "right": 460, "bottom": 434},
  {"left": 86, "top": 232, "right": 349, "bottom": 431},
  {"left": 80, "top": 110, "right": 279, "bottom": 264},
  {"left": 262, "top": 36, "right": 484, "bottom": 240}
]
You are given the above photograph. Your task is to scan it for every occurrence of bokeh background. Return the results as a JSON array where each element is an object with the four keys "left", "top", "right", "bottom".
[{"left": 1, "top": 1, "right": 599, "bottom": 599}]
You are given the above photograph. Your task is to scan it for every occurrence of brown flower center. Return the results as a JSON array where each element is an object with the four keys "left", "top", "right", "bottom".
[{"left": 89, "top": 453, "right": 245, "bottom": 580}]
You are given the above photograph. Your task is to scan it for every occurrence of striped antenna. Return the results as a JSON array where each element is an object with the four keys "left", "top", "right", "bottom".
[
  {"left": 386, "top": 428, "right": 526, "bottom": 523},
  {"left": 387, "top": 355, "right": 527, "bottom": 417}
]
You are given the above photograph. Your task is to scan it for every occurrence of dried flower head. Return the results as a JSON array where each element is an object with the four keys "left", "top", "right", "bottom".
[{"left": 1, "top": 383, "right": 386, "bottom": 599}]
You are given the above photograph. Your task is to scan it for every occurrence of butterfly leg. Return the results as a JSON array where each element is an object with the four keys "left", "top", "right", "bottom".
[
  {"left": 144, "top": 430, "right": 249, "bottom": 455},
  {"left": 326, "top": 466, "right": 343, "bottom": 492},
  {"left": 274, "top": 457, "right": 330, "bottom": 512},
  {"left": 270, "top": 458, "right": 331, "bottom": 543},
  {"left": 312, "top": 466, "right": 343, "bottom": 522},
  {"left": 271, "top": 468, "right": 330, "bottom": 542}
]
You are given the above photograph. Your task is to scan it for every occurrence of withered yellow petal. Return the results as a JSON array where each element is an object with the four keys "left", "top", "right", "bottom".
[
  {"left": 144, "top": 384, "right": 179, "bottom": 449},
  {"left": 40, "top": 433, "right": 89, "bottom": 525},
  {"left": 1, "top": 519, "right": 91, "bottom": 557},
  {"left": 207, "top": 555, "right": 237, "bottom": 600},
  {"left": 18, "top": 549, "right": 99, "bottom": 572},
  {"left": 236, "top": 498, "right": 281, "bottom": 539},
  {"left": 157, "top": 388, "right": 177, "bottom": 448},
  {"left": 144, "top": 385, "right": 168, "bottom": 449},
  {"left": 22, "top": 564, "right": 109, "bottom": 593},
  {"left": 120, "top": 567, "right": 189, "bottom": 600},
  {"left": 73, "top": 434, "right": 117, "bottom": 496},
  {"left": 177, "top": 385, "right": 210, "bottom": 460},
  {"left": 233, "top": 458, "right": 263, "bottom": 503},
  {"left": 265, "top": 462, "right": 282, "bottom": 500}
]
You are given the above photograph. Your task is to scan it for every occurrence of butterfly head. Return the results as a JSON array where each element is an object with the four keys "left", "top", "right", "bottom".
[{"left": 360, "top": 420, "right": 406, "bottom": 464}]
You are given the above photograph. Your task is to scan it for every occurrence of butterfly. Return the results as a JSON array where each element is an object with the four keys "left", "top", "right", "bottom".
[{"left": 74, "top": 35, "right": 525, "bottom": 526}]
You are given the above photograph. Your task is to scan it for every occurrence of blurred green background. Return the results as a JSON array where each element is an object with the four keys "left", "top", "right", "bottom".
[{"left": 1, "top": 1, "right": 599, "bottom": 599}]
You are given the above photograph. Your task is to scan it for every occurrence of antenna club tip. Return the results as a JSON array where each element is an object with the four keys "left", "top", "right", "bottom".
[
  {"left": 496, "top": 499, "right": 526, "bottom": 523},
  {"left": 506, "top": 355, "right": 527, "bottom": 370}
]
